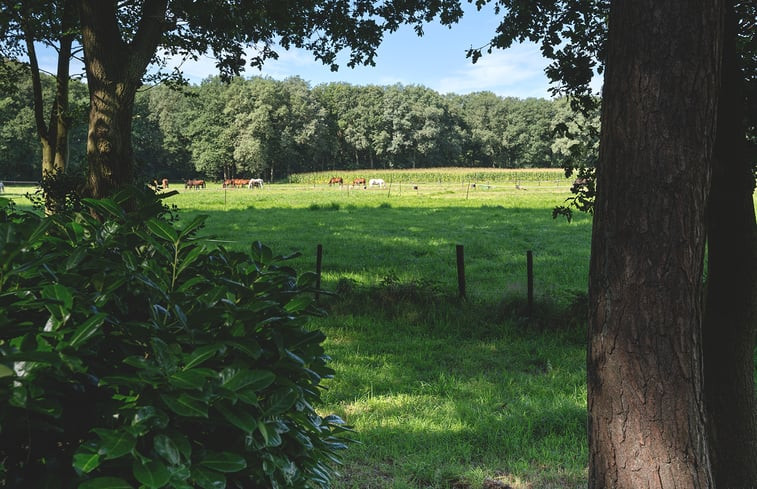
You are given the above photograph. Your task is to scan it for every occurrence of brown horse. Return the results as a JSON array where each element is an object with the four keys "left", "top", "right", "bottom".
[
  {"left": 328, "top": 177, "right": 343, "bottom": 186},
  {"left": 185, "top": 179, "right": 206, "bottom": 189},
  {"left": 353, "top": 177, "right": 366, "bottom": 186}
]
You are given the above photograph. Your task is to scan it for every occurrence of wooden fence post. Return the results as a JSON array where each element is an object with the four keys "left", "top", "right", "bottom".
[
  {"left": 315, "top": 244, "right": 323, "bottom": 303},
  {"left": 526, "top": 250, "right": 534, "bottom": 315},
  {"left": 456, "top": 244, "right": 466, "bottom": 299}
]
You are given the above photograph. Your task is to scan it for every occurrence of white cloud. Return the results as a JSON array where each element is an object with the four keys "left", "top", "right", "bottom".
[{"left": 435, "top": 44, "right": 553, "bottom": 98}]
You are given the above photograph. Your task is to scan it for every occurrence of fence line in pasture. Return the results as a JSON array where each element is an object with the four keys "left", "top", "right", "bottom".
[{"left": 314, "top": 242, "right": 539, "bottom": 316}]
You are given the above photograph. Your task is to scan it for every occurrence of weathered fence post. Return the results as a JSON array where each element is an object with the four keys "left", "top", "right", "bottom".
[
  {"left": 456, "top": 244, "right": 466, "bottom": 299},
  {"left": 315, "top": 244, "right": 323, "bottom": 303},
  {"left": 526, "top": 250, "right": 534, "bottom": 315}
]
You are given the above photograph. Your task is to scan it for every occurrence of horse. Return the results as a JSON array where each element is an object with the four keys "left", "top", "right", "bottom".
[
  {"left": 368, "top": 178, "right": 385, "bottom": 188},
  {"left": 248, "top": 178, "right": 264, "bottom": 189},
  {"left": 328, "top": 177, "right": 343, "bottom": 186},
  {"left": 353, "top": 177, "right": 366, "bottom": 186},
  {"left": 185, "top": 179, "right": 206, "bottom": 189}
]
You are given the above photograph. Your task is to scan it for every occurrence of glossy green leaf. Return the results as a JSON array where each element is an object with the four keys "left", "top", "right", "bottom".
[
  {"left": 73, "top": 451, "right": 101, "bottom": 474},
  {"left": 146, "top": 218, "right": 178, "bottom": 243},
  {"left": 133, "top": 459, "right": 170, "bottom": 488},
  {"left": 220, "top": 367, "right": 275, "bottom": 392},
  {"left": 199, "top": 451, "right": 247, "bottom": 473},
  {"left": 183, "top": 344, "right": 218, "bottom": 369},
  {"left": 160, "top": 392, "right": 209, "bottom": 417},
  {"left": 215, "top": 402, "right": 258, "bottom": 432},
  {"left": 77, "top": 477, "right": 133, "bottom": 489},
  {"left": 263, "top": 388, "right": 299, "bottom": 417},
  {"left": 93, "top": 428, "right": 136, "bottom": 460},
  {"left": 154, "top": 434, "right": 182, "bottom": 465},
  {"left": 41, "top": 283, "right": 73, "bottom": 321},
  {"left": 69, "top": 313, "right": 107, "bottom": 347},
  {"left": 191, "top": 466, "right": 226, "bottom": 489}
]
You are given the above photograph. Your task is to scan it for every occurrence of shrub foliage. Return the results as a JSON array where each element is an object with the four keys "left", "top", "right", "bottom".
[{"left": 0, "top": 188, "right": 349, "bottom": 489}]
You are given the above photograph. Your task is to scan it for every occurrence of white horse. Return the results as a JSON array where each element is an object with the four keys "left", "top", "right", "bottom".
[
  {"left": 248, "top": 178, "right": 264, "bottom": 189},
  {"left": 368, "top": 178, "right": 385, "bottom": 188}
]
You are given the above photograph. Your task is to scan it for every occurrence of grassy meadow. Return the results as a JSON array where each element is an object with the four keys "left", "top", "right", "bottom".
[
  {"left": 5, "top": 173, "right": 590, "bottom": 488},
  {"left": 5, "top": 171, "right": 756, "bottom": 488},
  {"left": 169, "top": 172, "right": 592, "bottom": 489}
]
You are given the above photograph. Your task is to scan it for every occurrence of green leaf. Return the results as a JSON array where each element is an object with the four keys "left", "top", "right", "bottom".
[
  {"left": 133, "top": 459, "right": 170, "bottom": 489},
  {"left": 0, "top": 364, "right": 13, "bottom": 378},
  {"left": 73, "top": 451, "right": 101, "bottom": 474},
  {"left": 93, "top": 428, "right": 137, "bottom": 460},
  {"left": 215, "top": 402, "right": 258, "bottom": 432},
  {"left": 191, "top": 466, "right": 226, "bottom": 489},
  {"left": 177, "top": 214, "right": 207, "bottom": 240},
  {"left": 169, "top": 368, "right": 214, "bottom": 389},
  {"left": 41, "top": 283, "right": 73, "bottom": 321},
  {"left": 263, "top": 387, "right": 299, "bottom": 417},
  {"left": 183, "top": 344, "right": 219, "bottom": 369},
  {"left": 199, "top": 451, "right": 247, "bottom": 473},
  {"left": 283, "top": 294, "right": 312, "bottom": 313},
  {"left": 154, "top": 434, "right": 182, "bottom": 465},
  {"left": 146, "top": 218, "right": 178, "bottom": 243},
  {"left": 77, "top": 477, "right": 133, "bottom": 489},
  {"left": 83, "top": 198, "right": 124, "bottom": 219},
  {"left": 220, "top": 367, "right": 275, "bottom": 392},
  {"left": 160, "top": 392, "right": 209, "bottom": 417},
  {"left": 69, "top": 313, "right": 107, "bottom": 347}
]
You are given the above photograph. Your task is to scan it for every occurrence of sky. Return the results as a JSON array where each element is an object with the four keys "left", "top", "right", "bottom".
[
  {"left": 36, "top": 3, "right": 601, "bottom": 100},
  {"left": 170, "top": 3, "right": 569, "bottom": 99}
]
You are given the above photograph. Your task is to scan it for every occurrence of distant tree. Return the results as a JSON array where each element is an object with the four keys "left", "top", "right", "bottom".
[
  {"left": 56, "top": 0, "right": 467, "bottom": 197},
  {"left": 0, "top": 0, "right": 82, "bottom": 182}
]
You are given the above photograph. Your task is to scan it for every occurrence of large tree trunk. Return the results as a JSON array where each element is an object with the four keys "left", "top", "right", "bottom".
[
  {"left": 587, "top": 1, "right": 723, "bottom": 488},
  {"left": 78, "top": 0, "right": 167, "bottom": 198},
  {"left": 703, "top": 3, "right": 757, "bottom": 486}
]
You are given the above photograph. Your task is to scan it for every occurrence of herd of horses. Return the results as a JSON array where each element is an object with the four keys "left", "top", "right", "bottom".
[
  {"left": 329, "top": 176, "right": 385, "bottom": 188},
  {"left": 180, "top": 178, "right": 264, "bottom": 189},
  {"left": 176, "top": 176, "right": 388, "bottom": 190}
]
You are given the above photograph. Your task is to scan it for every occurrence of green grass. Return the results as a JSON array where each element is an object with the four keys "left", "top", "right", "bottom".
[
  {"left": 10, "top": 176, "right": 753, "bottom": 488},
  {"left": 167, "top": 180, "right": 591, "bottom": 488}
]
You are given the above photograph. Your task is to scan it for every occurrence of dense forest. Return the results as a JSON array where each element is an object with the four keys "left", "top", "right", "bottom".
[{"left": 0, "top": 72, "right": 599, "bottom": 182}]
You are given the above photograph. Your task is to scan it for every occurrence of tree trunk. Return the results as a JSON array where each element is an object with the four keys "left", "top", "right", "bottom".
[
  {"left": 78, "top": 0, "right": 167, "bottom": 198},
  {"left": 587, "top": 1, "right": 723, "bottom": 488},
  {"left": 24, "top": 0, "right": 74, "bottom": 178},
  {"left": 703, "top": 3, "right": 757, "bottom": 486}
]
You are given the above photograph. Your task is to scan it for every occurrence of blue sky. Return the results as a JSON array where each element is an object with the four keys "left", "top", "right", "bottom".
[
  {"left": 171, "top": 3, "right": 567, "bottom": 99},
  {"left": 37, "top": 3, "right": 601, "bottom": 99}
]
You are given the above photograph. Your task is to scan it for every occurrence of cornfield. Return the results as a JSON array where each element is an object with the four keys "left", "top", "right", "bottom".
[{"left": 288, "top": 167, "right": 570, "bottom": 185}]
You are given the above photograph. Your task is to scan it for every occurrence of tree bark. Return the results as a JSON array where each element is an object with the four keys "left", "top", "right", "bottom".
[
  {"left": 703, "top": 3, "right": 757, "bottom": 486},
  {"left": 78, "top": 0, "right": 167, "bottom": 198},
  {"left": 587, "top": 1, "right": 723, "bottom": 488}
]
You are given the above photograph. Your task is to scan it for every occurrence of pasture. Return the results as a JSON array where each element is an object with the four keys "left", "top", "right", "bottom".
[{"left": 168, "top": 173, "right": 592, "bottom": 489}]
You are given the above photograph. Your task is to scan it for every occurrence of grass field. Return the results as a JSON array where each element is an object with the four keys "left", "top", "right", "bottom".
[
  {"left": 6, "top": 174, "right": 752, "bottom": 489},
  {"left": 166, "top": 176, "right": 592, "bottom": 489}
]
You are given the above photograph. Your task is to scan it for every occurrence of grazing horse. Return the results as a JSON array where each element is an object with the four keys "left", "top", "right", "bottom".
[
  {"left": 571, "top": 177, "right": 591, "bottom": 193},
  {"left": 185, "top": 179, "right": 206, "bottom": 189},
  {"left": 353, "top": 177, "right": 366, "bottom": 186},
  {"left": 368, "top": 178, "right": 385, "bottom": 188},
  {"left": 328, "top": 177, "right": 343, "bottom": 186},
  {"left": 248, "top": 178, "right": 264, "bottom": 189}
]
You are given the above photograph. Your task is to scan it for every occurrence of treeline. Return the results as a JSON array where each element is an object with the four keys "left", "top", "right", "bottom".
[{"left": 1, "top": 73, "right": 599, "bottom": 182}]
